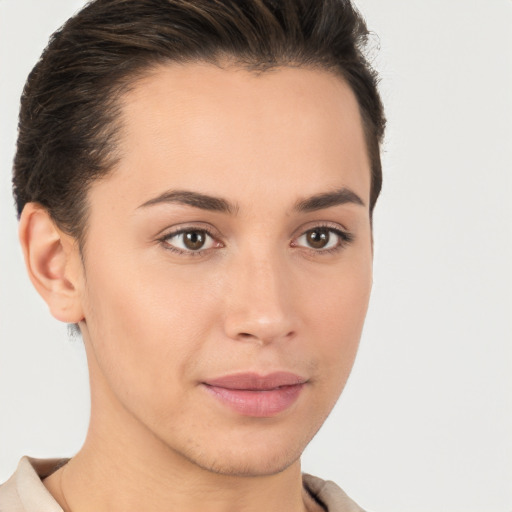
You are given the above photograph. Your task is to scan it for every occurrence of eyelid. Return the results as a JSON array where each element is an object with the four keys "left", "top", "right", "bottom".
[
  {"left": 291, "top": 220, "right": 351, "bottom": 239},
  {"left": 155, "top": 221, "right": 222, "bottom": 240}
]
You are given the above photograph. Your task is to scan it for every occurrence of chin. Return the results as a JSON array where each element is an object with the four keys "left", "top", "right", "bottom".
[
  {"left": 185, "top": 443, "right": 303, "bottom": 477},
  {"left": 163, "top": 420, "right": 320, "bottom": 478}
]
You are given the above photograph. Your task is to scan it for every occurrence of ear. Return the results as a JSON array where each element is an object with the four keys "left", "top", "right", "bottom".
[{"left": 18, "top": 203, "right": 85, "bottom": 323}]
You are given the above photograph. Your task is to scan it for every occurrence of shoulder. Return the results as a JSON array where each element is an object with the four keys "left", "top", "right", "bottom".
[
  {"left": 0, "top": 457, "right": 65, "bottom": 512},
  {"left": 303, "top": 473, "right": 366, "bottom": 512}
]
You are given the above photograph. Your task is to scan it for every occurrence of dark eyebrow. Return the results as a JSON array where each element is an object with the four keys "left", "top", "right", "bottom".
[
  {"left": 294, "top": 187, "right": 365, "bottom": 212},
  {"left": 138, "top": 190, "right": 237, "bottom": 214}
]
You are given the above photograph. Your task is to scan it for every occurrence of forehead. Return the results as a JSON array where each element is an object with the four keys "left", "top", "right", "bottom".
[{"left": 93, "top": 62, "right": 370, "bottom": 212}]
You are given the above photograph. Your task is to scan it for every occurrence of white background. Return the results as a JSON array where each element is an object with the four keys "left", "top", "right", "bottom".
[{"left": 1, "top": 1, "right": 511, "bottom": 511}]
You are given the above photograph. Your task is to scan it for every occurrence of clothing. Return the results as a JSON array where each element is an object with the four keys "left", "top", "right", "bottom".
[{"left": 0, "top": 457, "right": 365, "bottom": 512}]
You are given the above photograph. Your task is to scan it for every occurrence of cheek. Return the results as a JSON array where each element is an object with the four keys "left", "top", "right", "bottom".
[
  {"left": 79, "top": 250, "right": 221, "bottom": 406},
  {"left": 304, "top": 257, "right": 372, "bottom": 383}
]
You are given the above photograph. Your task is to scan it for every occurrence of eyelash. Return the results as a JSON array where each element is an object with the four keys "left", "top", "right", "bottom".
[{"left": 158, "top": 224, "right": 354, "bottom": 257}]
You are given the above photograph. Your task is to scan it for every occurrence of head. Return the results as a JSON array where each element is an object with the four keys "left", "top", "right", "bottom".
[{"left": 14, "top": 0, "right": 385, "bottom": 477}]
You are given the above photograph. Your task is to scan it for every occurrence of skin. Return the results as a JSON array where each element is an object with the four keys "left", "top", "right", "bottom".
[{"left": 20, "top": 62, "right": 373, "bottom": 512}]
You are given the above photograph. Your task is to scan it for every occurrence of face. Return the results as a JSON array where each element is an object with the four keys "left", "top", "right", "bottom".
[{"left": 76, "top": 62, "right": 373, "bottom": 476}]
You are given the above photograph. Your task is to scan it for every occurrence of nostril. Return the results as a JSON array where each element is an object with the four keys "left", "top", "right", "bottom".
[{"left": 235, "top": 330, "right": 296, "bottom": 344}]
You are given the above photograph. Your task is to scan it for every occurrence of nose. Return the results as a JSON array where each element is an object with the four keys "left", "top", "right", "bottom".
[{"left": 222, "top": 250, "right": 298, "bottom": 345}]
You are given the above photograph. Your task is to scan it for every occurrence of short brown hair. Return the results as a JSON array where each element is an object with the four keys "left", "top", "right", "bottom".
[{"left": 13, "top": 0, "right": 385, "bottom": 246}]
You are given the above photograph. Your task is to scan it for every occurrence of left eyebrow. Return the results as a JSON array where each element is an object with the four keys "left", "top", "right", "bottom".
[
  {"left": 294, "top": 187, "right": 365, "bottom": 212},
  {"left": 137, "top": 189, "right": 237, "bottom": 214}
]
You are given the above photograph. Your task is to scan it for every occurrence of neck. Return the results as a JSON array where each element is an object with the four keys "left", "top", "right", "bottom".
[{"left": 57, "top": 438, "right": 309, "bottom": 512}]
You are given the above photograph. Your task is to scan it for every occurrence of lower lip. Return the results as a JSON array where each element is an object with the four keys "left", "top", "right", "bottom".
[{"left": 203, "top": 383, "right": 304, "bottom": 417}]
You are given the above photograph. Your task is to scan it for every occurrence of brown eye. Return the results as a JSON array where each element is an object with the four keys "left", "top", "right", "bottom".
[
  {"left": 183, "top": 230, "right": 206, "bottom": 250},
  {"left": 305, "top": 228, "right": 331, "bottom": 249},
  {"left": 163, "top": 229, "right": 217, "bottom": 252},
  {"left": 293, "top": 226, "right": 351, "bottom": 252}
]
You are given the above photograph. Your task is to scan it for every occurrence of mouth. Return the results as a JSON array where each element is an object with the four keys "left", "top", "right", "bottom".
[{"left": 202, "top": 372, "right": 307, "bottom": 417}]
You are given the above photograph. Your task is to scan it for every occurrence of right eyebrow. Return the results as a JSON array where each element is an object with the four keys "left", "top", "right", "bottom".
[
  {"left": 294, "top": 187, "right": 365, "bottom": 212},
  {"left": 137, "top": 189, "right": 238, "bottom": 214}
]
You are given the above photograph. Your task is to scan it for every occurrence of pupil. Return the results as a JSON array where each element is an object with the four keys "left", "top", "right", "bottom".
[
  {"left": 307, "top": 228, "right": 329, "bottom": 249},
  {"left": 184, "top": 231, "right": 205, "bottom": 250}
]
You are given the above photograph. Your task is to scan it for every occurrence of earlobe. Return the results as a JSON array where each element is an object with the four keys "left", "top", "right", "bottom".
[{"left": 18, "top": 203, "right": 85, "bottom": 323}]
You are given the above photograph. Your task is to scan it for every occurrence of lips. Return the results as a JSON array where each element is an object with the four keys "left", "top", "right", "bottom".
[{"left": 202, "top": 372, "right": 307, "bottom": 417}]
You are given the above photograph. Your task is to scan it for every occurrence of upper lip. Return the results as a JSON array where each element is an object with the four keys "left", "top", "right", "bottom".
[{"left": 203, "top": 372, "right": 307, "bottom": 390}]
